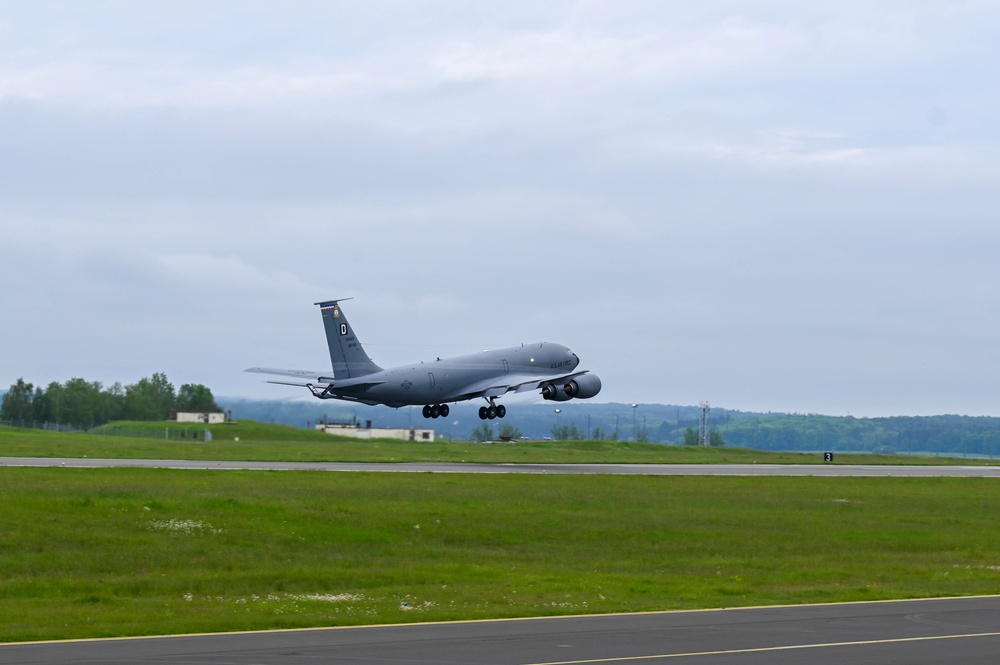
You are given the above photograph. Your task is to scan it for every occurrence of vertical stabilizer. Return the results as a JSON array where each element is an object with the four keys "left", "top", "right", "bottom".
[{"left": 315, "top": 299, "right": 383, "bottom": 380}]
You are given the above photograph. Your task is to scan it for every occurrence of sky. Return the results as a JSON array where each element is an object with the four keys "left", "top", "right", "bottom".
[{"left": 2, "top": 1, "right": 999, "bottom": 417}]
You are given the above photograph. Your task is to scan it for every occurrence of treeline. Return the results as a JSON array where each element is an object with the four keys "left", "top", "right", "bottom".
[
  {"left": 0, "top": 373, "right": 219, "bottom": 428},
  {"left": 717, "top": 414, "right": 1000, "bottom": 457}
]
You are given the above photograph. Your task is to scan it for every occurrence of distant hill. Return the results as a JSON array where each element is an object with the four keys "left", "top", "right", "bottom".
[
  {"left": 718, "top": 413, "right": 1000, "bottom": 458},
  {"left": 216, "top": 397, "right": 1000, "bottom": 458}
]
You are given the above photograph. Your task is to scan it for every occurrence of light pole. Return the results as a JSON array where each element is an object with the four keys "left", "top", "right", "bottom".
[{"left": 631, "top": 403, "right": 638, "bottom": 441}]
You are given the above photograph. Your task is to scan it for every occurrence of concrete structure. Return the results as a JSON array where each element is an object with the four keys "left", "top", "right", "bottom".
[
  {"left": 176, "top": 412, "right": 226, "bottom": 424},
  {"left": 316, "top": 422, "right": 434, "bottom": 442}
]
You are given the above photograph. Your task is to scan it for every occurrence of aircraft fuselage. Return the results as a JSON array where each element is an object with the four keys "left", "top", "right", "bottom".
[
  {"left": 332, "top": 342, "right": 579, "bottom": 407},
  {"left": 247, "top": 299, "right": 601, "bottom": 420}
]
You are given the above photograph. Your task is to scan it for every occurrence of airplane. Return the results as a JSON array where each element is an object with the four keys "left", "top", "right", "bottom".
[{"left": 246, "top": 298, "right": 602, "bottom": 420}]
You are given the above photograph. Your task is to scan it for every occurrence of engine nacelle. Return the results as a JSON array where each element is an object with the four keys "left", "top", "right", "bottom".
[
  {"left": 563, "top": 374, "right": 602, "bottom": 399},
  {"left": 541, "top": 382, "right": 574, "bottom": 402}
]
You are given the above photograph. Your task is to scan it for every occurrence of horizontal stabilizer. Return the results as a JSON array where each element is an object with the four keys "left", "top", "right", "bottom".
[
  {"left": 245, "top": 367, "right": 336, "bottom": 383},
  {"left": 262, "top": 380, "right": 312, "bottom": 388},
  {"left": 247, "top": 367, "right": 384, "bottom": 393}
]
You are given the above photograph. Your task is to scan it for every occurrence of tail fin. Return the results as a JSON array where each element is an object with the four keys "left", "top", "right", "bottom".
[{"left": 315, "top": 299, "right": 383, "bottom": 380}]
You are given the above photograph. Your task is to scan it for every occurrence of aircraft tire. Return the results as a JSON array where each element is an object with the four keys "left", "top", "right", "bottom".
[
  {"left": 496, "top": 405, "right": 506, "bottom": 418},
  {"left": 478, "top": 406, "right": 489, "bottom": 420},
  {"left": 487, "top": 406, "right": 497, "bottom": 419},
  {"left": 440, "top": 404, "right": 450, "bottom": 417},
  {"left": 430, "top": 405, "right": 441, "bottom": 418},
  {"left": 422, "top": 405, "right": 432, "bottom": 418}
]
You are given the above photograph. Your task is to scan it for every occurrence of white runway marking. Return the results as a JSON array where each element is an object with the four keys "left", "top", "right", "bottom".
[{"left": 526, "top": 630, "right": 1000, "bottom": 664}]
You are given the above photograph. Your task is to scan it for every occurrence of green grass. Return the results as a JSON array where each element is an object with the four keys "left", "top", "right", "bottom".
[
  {"left": 2, "top": 421, "right": 993, "bottom": 465},
  {"left": 1, "top": 468, "right": 1000, "bottom": 642}
]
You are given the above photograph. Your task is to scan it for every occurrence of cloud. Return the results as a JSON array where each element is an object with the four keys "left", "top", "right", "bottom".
[
  {"left": 0, "top": 2, "right": 982, "bottom": 120},
  {"left": 157, "top": 253, "right": 318, "bottom": 297},
  {"left": 1, "top": 1, "right": 1000, "bottom": 415}
]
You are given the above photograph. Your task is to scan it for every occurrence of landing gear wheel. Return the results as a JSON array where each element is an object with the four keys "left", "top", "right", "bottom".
[
  {"left": 422, "top": 405, "right": 432, "bottom": 419},
  {"left": 496, "top": 405, "right": 506, "bottom": 418},
  {"left": 430, "top": 404, "right": 441, "bottom": 418},
  {"left": 479, "top": 406, "right": 489, "bottom": 420},
  {"left": 440, "top": 404, "right": 450, "bottom": 418},
  {"left": 487, "top": 405, "right": 497, "bottom": 419}
]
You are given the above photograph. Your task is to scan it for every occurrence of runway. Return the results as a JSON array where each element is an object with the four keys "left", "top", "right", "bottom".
[
  {"left": 1, "top": 596, "right": 998, "bottom": 664},
  {"left": 3, "top": 457, "right": 1000, "bottom": 476}
]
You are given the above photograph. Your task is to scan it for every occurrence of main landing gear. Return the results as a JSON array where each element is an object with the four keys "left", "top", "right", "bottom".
[
  {"left": 422, "top": 404, "right": 450, "bottom": 419},
  {"left": 478, "top": 398, "right": 506, "bottom": 420}
]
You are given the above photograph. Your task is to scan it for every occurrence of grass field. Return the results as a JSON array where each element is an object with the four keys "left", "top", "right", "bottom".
[
  {"left": 2, "top": 421, "right": 995, "bottom": 465},
  {"left": 2, "top": 467, "right": 1000, "bottom": 642}
]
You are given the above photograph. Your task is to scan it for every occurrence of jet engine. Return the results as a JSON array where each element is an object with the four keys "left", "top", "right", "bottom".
[
  {"left": 563, "top": 374, "right": 602, "bottom": 399},
  {"left": 542, "top": 374, "right": 602, "bottom": 401},
  {"left": 541, "top": 382, "right": 574, "bottom": 402}
]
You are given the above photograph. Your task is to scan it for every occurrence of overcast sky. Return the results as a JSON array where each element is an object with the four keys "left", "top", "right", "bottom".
[{"left": 2, "top": 1, "right": 999, "bottom": 417}]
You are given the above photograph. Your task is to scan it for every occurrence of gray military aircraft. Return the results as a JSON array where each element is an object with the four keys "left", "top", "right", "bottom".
[{"left": 246, "top": 298, "right": 602, "bottom": 420}]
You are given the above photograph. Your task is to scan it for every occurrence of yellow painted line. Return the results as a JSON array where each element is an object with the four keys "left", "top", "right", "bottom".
[{"left": 525, "top": 631, "right": 1000, "bottom": 664}]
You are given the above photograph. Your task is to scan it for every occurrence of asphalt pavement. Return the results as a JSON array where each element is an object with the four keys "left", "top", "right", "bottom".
[{"left": 1, "top": 596, "right": 999, "bottom": 664}]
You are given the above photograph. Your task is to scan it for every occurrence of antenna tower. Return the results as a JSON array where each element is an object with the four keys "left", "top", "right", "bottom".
[{"left": 699, "top": 400, "right": 710, "bottom": 446}]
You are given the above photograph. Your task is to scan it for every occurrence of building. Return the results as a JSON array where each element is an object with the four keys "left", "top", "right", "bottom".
[
  {"left": 176, "top": 412, "right": 226, "bottom": 424},
  {"left": 316, "top": 421, "right": 435, "bottom": 442}
]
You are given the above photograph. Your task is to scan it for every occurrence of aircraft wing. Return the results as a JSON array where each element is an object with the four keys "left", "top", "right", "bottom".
[
  {"left": 443, "top": 371, "right": 591, "bottom": 402},
  {"left": 510, "top": 371, "right": 591, "bottom": 394}
]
